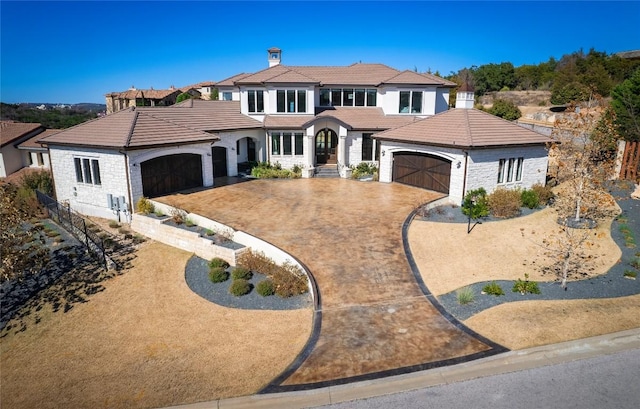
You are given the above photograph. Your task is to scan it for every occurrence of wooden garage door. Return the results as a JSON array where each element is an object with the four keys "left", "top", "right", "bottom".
[
  {"left": 141, "top": 153, "right": 203, "bottom": 197},
  {"left": 393, "top": 153, "right": 451, "bottom": 194}
]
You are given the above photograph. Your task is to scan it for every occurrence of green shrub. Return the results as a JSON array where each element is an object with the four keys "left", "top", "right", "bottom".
[
  {"left": 209, "top": 267, "right": 229, "bottom": 283},
  {"left": 631, "top": 258, "right": 640, "bottom": 269},
  {"left": 512, "top": 274, "right": 541, "bottom": 294},
  {"left": 229, "top": 279, "right": 251, "bottom": 296},
  {"left": 482, "top": 281, "right": 505, "bottom": 296},
  {"left": 231, "top": 267, "right": 253, "bottom": 280},
  {"left": 256, "top": 279, "right": 275, "bottom": 296},
  {"left": 118, "top": 227, "right": 129, "bottom": 235},
  {"left": 154, "top": 209, "right": 164, "bottom": 217},
  {"left": 136, "top": 197, "right": 155, "bottom": 215},
  {"left": 623, "top": 270, "right": 637, "bottom": 278},
  {"left": 488, "top": 188, "right": 521, "bottom": 218},
  {"left": 461, "top": 188, "right": 489, "bottom": 219},
  {"left": 456, "top": 286, "right": 475, "bottom": 305},
  {"left": 108, "top": 220, "right": 120, "bottom": 228},
  {"left": 237, "top": 250, "right": 308, "bottom": 297},
  {"left": 185, "top": 218, "right": 196, "bottom": 227},
  {"left": 487, "top": 99, "right": 522, "bottom": 121},
  {"left": 351, "top": 162, "right": 378, "bottom": 179},
  {"left": 251, "top": 162, "right": 298, "bottom": 179},
  {"left": 20, "top": 169, "right": 54, "bottom": 196},
  {"left": 520, "top": 189, "right": 540, "bottom": 209},
  {"left": 208, "top": 257, "right": 230, "bottom": 269},
  {"left": 531, "top": 183, "right": 554, "bottom": 205}
]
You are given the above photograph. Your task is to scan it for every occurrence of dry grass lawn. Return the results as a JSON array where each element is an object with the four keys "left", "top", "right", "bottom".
[
  {"left": 0, "top": 240, "right": 312, "bottom": 409},
  {"left": 409, "top": 205, "right": 640, "bottom": 350}
]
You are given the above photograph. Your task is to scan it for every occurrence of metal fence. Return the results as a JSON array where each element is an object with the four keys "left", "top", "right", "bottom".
[{"left": 35, "top": 190, "right": 108, "bottom": 269}]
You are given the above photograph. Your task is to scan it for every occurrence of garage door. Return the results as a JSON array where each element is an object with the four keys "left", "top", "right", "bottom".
[
  {"left": 393, "top": 153, "right": 451, "bottom": 194},
  {"left": 141, "top": 153, "right": 203, "bottom": 197}
]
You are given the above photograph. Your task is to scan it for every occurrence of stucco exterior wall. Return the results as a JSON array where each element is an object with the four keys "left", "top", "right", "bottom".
[
  {"left": 379, "top": 87, "right": 439, "bottom": 116},
  {"left": 49, "top": 146, "right": 129, "bottom": 220},
  {"left": 0, "top": 145, "right": 25, "bottom": 177}
]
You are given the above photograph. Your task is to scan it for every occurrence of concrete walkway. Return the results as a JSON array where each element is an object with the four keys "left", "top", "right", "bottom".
[{"left": 158, "top": 179, "right": 505, "bottom": 390}]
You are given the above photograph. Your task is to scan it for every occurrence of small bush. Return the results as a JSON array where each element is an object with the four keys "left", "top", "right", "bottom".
[
  {"left": 237, "top": 250, "right": 308, "bottom": 297},
  {"left": 20, "top": 169, "right": 54, "bottom": 196},
  {"left": 136, "top": 197, "right": 155, "bottom": 215},
  {"left": 170, "top": 208, "right": 186, "bottom": 224},
  {"left": 209, "top": 257, "right": 230, "bottom": 269},
  {"left": 185, "top": 218, "right": 196, "bottom": 228},
  {"left": 623, "top": 270, "right": 637, "bottom": 278},
  {"left": 118, "top": 227, "right": 129, "bottom": 235},
  {"left": 108, "top": 220, "right": 120, "bottom": 228},
  {"left": 256, "top": 279, "right": 275, "bottom": 296},
  {"left": 251, "top": 162, "right": 298, "bottom": 179},
  {"left": 456, "top": 286, "right": 475, "bottom": 305},
  {"left": 229, "top": 279, "right": 251, "bottom": 296},
  {"left": 512, "top": 274, "right": 541, "bottom": 294},
  {"left": 204, "top": 228, "right": 215, "bottom": 236},
  {"left": 209, "top": 267, "right": 229, "bottom": 283},
  {"left": 531, "top": 183, "right": 554, "bottom": 205},
  {"left": 461, "top": 188, "right": 489, "bottom": 219},
  {"left": 132, "top": 234, "right": 146, "bottom": 244},
  {"left": 520, "top": 189, "right": 540, "bottom": 209},
  {"left": 631, "top": 258, "right": 640, "bottom": 269},
  {"left": 231, "top": 267, "right": 253, "bottom": 280},
  {"left": 154, "top": 209, "right": 164, "bottom": 217},
  {"left": 488, "top": 188, "right": 521, "bottom": 218},
  {"left": 482, "top": 281, "right": 505, "bottom": 296},
  {"left": 351, "top": 162, "right": 378, "bottom": 179}
]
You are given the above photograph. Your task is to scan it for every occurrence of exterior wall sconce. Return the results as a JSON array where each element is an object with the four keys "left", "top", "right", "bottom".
[
  {"left": 456, "top": 161, "right": 462, "bottom": 168},
  {"left": 206, "top": 153, "right": 212, "bottom": 157},
  {"left": 381, "top": 150, "right": 386, "bottom": 156}
]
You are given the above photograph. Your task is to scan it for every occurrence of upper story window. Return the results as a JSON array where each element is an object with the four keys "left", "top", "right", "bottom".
[
  {"left": 319, "top": 88, "right": 376, "bottom": 107},
  {"left": 222, "top": 92, "right": 232, "bottom": 101},
  {"left": 399, "top": 91, "right": 423, "bottom": 113},
  {"left": 276, "top": 89, "right": 306, "bottom": 113},
  {"left": 247, "top": 90, "right": 264, "bottom": 113},
  {"left": 74, "top": 157, "right": 101, "bottom": 185}
]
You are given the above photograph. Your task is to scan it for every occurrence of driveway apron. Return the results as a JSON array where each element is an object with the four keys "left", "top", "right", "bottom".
[{"left": 158, "top": 179, "right": 504, "bottom": 390}]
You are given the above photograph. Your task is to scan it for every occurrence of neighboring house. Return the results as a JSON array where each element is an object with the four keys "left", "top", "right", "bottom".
[
  {"left": 105, "top": 86, "right": 182, "bottom": 114},
  {"left": 18, "top": 129, "right": 59, "bottom": 170},
  {"left": 41, "top": 48, "right": 550, "bottom": 219},
  {"left": 181, "top": 81, "right": 217, "bottom": 100},
  {"left": 0, "top": 121, "right": 46, "bottom": 178}
]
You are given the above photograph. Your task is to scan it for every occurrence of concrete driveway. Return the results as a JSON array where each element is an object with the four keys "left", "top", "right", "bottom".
[{"left": 158, "top": 179, "right": 504, "bottom": 389}]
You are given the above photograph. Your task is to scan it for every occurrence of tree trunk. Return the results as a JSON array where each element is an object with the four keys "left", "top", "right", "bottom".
[{"left": 561, "top": 249, "right": 571, "bottom": 289}]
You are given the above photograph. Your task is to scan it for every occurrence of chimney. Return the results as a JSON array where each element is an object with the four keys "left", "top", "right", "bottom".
[
  {"left": 267, "top": 47, "right": 282, "bottom": 67},
  {"left": 455, "top": 82, "right": 475, "bottom": 109}
]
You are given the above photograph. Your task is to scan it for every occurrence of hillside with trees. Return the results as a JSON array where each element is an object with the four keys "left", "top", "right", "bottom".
[{"left": 0, "top": 103, "right": 101, "bottom": 129}]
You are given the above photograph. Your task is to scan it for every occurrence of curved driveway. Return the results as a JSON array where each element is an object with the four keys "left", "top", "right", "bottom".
[{"left": 159, "top": 179, "right": 503, "bottom": 390}]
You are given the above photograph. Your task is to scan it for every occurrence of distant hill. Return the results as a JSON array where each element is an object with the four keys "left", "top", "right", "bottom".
[
  {"left": 12, "top": 102, "right": 106, "bottom": 112},
  {"left": 0, "top": 102, "right": 103, "bottom": 129}
]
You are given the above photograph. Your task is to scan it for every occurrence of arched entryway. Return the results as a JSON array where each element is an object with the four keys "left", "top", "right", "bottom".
[
  {"left": 315, "top": 129, "right": 338, "bottom": 164},
  {"left": 141, "top": 153, "right": 203, "bottom": 197},
  {"left": 393, "top": 152, "right": 451, "bottom": 193},
  {"left": 212, "top": 146, "right": 228, "bottom": 177}
]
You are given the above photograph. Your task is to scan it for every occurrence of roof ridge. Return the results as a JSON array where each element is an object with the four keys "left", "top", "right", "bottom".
[
  {"left": 124, "top": 109, "right": 139, "bottom": 147},
  {"left": 138, "top": 109, "right": 215, "bottom": 136}
]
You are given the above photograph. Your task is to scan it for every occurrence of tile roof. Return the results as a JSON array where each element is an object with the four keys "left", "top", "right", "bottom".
[
  {"left": 216, "top": 73, "right": 251, "bottom": 87},
  {"left": 375, "top": 109, "right": 552, "bottom": 148},
  {"left": 38, "top": 107, "right": 218, "bottom": 149},
  {"left": 233, "top": 63, "right": 456, "bottom": 87},
  {"left": 19, "top": 129, "right": 62, "bottom": 149},
  {"left": 105, "top": 88, "right": 180, "bottom": 99},
  {"left": 264, "top": 107, "right": 418, "bottom": 131},
  {"left": 0, "top": 121, "right": 44, "bottom": 147},
  {"left": 164, "top": 99, "right": 263, "bottom": 131}
]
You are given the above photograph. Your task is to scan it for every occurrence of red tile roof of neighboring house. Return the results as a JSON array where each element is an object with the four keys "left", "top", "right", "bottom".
[
  {"left": 375, "top": 109, "right": 551, "bottom": 148},
  {"left": 38, "top": 107, "right": 219, "bottom": 149},
  {"left": 0, "top": 121, "right": 44, "bottom": 147},
  {"left": 19, "top": 129, "right": 62, "bottom": 149},
  {"left": 105, "top": 88, "right": 180, "bottom": 99}
]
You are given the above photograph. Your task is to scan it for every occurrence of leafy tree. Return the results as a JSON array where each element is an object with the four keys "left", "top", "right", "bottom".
[
  {"left": 551, "top": 81, "right": 591, "bottom": 105},
  {"left": 176, "top": 92, "right": 193, "bottom": 103},
  {"left": 488, "top": 99, "right": 522, "bottom": 120},
  {"left": 610, "top": 68, "right": 640, "bottom": 141},
  {"left": 473, "top": 62, "right": 515, "bottom": 95}
]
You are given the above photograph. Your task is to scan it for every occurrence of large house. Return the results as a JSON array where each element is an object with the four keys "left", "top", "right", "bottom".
[{"left": 40, "top": 48, "right": 550, "bottom": 220}]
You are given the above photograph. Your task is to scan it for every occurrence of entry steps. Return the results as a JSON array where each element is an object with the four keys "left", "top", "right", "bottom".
[{"left": 314, "top": 164, "right": 339, "bottom": 178}]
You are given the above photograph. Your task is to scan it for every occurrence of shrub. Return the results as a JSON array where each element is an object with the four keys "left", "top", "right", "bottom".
[
  {"left": 229, "top": 279, "right": 251, "bottom": 296},
  {"left": 351, "top": 162, "right": 378, "bottom": 179},
  {"left": 208, "top": 257, "right": 230, "bottom": 269},
  {"left": 482, "top": 281, "right": 505, "bottom": 296},
  {"left": 251, "top": 162, "right": 298, "bottom": 179},
  {"left": 512, "top": 273, "right": 541, "bottom": 294},
  {"left": 256, "top": 279, "right": 275, "bottom": 296},
  {"left": 531, "top": 183, "right": 554, "bottom": 205},
  {"left": 237, "top": 250, "right": 308, "bottom": 297},
  {"left": 461, "top": 188, "right": 489, "bottom": 219},
  {"left": 631, "top": 258, "right": 640, "bottom": 270},
  {"left": 204, "top": 228, "right": 215, "bottom": 236},
  {"left": 488, "top": 188, "right": 521, "bottom": 218},
  {"left": 456, "top": 286, "right": 475, "bottom": 305},
  {"left": 136, "top": 197, "right": 155, "bottom": 215},
  {"left": 520, "top": 189, "right": 540, "bottom": 209},
  {"left": 487, "top": 99, "right": 522, "bottom": 121},
  {"left": 231, "top": 267, "right": 253, "bottom": 280},
  {"left": 118, "top": 227, "right": 129, "bottom": 235},
  {"left": 154, "top": 209, "right": 164, "bottom": 217},
  {"left": 20, "top": 169, "right": 54, "bottom": 196},
  {"left": 185, "top": 218, "right": 196, "bottom": 228},
  {"left": 170, "top": 208, "right": 186, "bottom": 224},
  {"left": 209, "top": 267, "right": 229, "bottom": 283},
  {"left": 108, "top": 220, "right": 120, "bottom": 228},
  {"left": 623, "top": 270, "right": 637, "bottom": 278}
]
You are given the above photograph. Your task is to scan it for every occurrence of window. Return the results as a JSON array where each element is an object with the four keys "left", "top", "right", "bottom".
[
  {"left": 236, "top": 140, "right": 240, "bottom": 155},
  {"left": 276, "top": 89, "right": 306, "bottom": 113},
  {"left": 362, "top": 133, "right": 374, "bottom": 161},
  {"left": 319, "top": 88, "right": 377, "bottom": 107},
  {"left": 399, "top": 91, "right": 422, "bottom": 113},
  {"left": 320, "top": 89, "right": 330, "bottom": 106},
  {"left": 497, "top": 157, "right": 524, "bottom": 184},
  {"left": 367, "top": 89, "right": 377, "bottom": 106},
  {"left": 343, "top": 89, "right": 354, "bottom": 106},
  {"left": 295, "top": 133, "right": 304, "bottom": 155},
  {"left": 37, "top": 153, "right": 44, "bottom": 166},
  {"left": 283, "top": 132, "right": 292, "bottom": 155},
  {"left": 247, "top": 90, "right": 264, "bottom": 113},
  {"left": 271, "top": 133, "right": 281, "bottom": 155},
  {"left": 331, "top": 89, "right": 342, "bottom": 106},
  {"left": 222, "top": 92, "right": 232, "bottom": 101},
  {"left": 74, "top": 157, "right": 101, "bottom": 185},
  {"left": 355, "top": 89, "right": 365, "bottom": 106}
]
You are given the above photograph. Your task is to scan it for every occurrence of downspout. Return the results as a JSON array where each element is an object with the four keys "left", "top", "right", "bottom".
[
  {"left": 460, "top": 150, "right": 469, "bottom": 205},
  {"left": 120, "top": 149, "right": 134, "bottom": 224}
]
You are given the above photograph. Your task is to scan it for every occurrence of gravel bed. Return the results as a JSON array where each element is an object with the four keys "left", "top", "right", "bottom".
[
  {"left": 185, "top": 256, "right": 312, "bottom": 311},
  {"left": 435, "top": 181, "right": 640, "bottom": 321}
]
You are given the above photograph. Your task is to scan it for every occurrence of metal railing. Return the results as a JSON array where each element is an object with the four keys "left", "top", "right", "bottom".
[{"left": 35, "top": 190, "right": 108, "bottom": 269}]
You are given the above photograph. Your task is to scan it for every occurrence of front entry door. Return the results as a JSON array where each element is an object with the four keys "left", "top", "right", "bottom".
[
  {"left": 247, "top": 139, "right": 256, "bottom": 162},
  {"left": 212, "top": 146, "right": 228, "bottom": 177},
  {"left": 315, "top": 129, "right": 338, "bottom": 164}
]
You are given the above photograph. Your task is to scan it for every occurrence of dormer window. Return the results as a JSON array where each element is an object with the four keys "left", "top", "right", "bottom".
[
  {"left": 399, "top": 91, "right": 422, "bottom": 114},
  {"left": 276, "top": 89, "right": 306, "bottom": 113}
]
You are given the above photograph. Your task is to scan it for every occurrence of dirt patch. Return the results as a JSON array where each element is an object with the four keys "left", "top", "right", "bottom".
[
  {"left": 0, "top": 240, "right": 312, "bottom": 409},
  {"left": 409, "top": 207, "right": 621, "bottom": 296},
  {"left": 464, "top": 295, "right": 640, "bottom": 350}
]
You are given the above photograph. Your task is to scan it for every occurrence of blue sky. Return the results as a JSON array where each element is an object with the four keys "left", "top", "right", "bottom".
[{"left": 1, "top": 1, "right": 638, "bottom": 104}]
